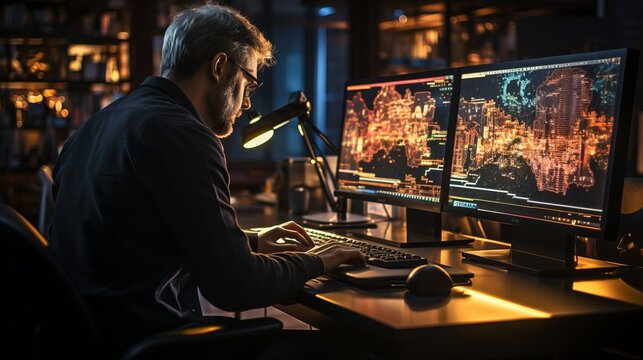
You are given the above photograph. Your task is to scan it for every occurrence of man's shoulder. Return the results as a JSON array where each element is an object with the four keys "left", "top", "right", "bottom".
[
  {"left": 93, "top": 86, "right": 207, "bottom": 133},
  {"left": 118, "top": 90, "right": 220, "bottom": 149}
]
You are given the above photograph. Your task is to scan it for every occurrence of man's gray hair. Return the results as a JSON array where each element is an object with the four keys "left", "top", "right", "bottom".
[{"left": 160, "top": 3, "right": 274, "bottom": 79}]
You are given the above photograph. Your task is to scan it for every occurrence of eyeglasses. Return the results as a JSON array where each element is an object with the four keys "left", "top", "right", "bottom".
[{"left": 229, "top": 59, "right": 262, "bottom": 99}]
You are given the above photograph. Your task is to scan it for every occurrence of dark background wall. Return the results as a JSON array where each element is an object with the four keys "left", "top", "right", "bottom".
[{"left": 2, "top": 0, "right": 642, "bottom": 221}]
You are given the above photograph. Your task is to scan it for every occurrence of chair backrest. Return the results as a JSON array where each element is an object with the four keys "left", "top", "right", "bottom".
[
  {"left": 1, "top": 203, "right": 100, "bottom": 359},
  {"left": 37, "top": 164, "right": 54, "bottom": 237}
]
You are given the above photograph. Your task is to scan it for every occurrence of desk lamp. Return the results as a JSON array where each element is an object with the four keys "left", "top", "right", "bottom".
[{"left": 241, "top": 91, "right": 372, "bottom": 228}]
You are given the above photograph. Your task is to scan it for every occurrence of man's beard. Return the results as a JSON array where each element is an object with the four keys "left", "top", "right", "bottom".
[{"left": 208, "top": 81, "right": 237, "bottom": 138}]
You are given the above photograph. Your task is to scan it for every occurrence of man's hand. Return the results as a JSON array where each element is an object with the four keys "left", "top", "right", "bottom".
[
  {"left": 256, "top": 221, "right": 315, "bottom": 253},
  {"left": 307, "top": 243, "right": 366, "bottom": 273}
]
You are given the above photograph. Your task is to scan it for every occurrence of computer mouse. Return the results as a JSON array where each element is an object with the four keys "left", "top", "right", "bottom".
[{"left": 405, "top": 264, "right": 453, "bottom": 296}]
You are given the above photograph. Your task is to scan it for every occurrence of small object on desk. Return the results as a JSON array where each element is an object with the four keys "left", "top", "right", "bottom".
[
  {"left": 288, "top": 186, "right": 310, "bottom": 214},
  {"left": 405, "top": 264, "right": 454, "bottom": 296},
  {"left": 254, "top": 192, "right": 277, "bottom": 205}
]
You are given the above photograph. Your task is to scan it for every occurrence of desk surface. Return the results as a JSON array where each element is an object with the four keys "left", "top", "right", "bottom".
[{"left": 236, "top": 206, "right": 643, "bottom": 359}]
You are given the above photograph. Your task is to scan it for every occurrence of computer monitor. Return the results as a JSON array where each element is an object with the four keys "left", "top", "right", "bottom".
[
  {"left": 334, "top": 69, "right": 473, "bottom": 247},
  {"left": 444, "top": 48, "right": 639, "bottom": 276}
]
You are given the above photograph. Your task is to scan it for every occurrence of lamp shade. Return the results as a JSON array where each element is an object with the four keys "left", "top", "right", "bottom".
[{"left": 241, "top": 92, "right": 311, "bottom": 148}]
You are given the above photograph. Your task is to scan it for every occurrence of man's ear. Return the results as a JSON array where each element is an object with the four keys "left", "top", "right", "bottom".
[{"left": 210, "top": 52, "right": 227, "bottom": 83}]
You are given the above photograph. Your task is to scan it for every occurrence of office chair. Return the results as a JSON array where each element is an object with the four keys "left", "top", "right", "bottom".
[
  {"left": 37, "top": 163, "right": 54, "bottom": 237},
  {"left": 1, "top": 203, "right": 282, "bottom": 360}
]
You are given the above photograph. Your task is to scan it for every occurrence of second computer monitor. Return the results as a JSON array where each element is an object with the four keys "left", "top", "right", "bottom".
[{"left": 446, "top": 48, "right": 638, "bottom": 275}]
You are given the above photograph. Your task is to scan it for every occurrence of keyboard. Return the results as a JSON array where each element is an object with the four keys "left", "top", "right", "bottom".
[{"left": 305, "top": 228, "right": 428, "bottom": 269}]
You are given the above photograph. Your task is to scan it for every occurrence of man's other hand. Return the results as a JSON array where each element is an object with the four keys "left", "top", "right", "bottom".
[
  {"left": 307, "top": 243, "right": 366, "bottom": 273},
  {"left": 256, "top": 221, "right": 315, "bottom": 253}
]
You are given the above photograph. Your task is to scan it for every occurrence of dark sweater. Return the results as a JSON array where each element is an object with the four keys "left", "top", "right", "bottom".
[{"left": 50, "top": 76, "right": 323, "bottom": 350}]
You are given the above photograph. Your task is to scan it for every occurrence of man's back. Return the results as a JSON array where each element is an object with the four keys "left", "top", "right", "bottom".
[{"left": 50, "top": 78, "right": 207, "bottom": 348}]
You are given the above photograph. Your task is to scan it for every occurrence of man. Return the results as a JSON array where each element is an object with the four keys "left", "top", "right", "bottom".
[{"left": 50, "top": 3, "right": 364, "bottom": 357}]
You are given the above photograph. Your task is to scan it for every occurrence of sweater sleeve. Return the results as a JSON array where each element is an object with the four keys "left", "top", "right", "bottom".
[
  {"left": 130, "top": 116, "right": 323, "bottom": 311},
  {"left": 243, "top": 230, "right": 259, "bottom": 252}
]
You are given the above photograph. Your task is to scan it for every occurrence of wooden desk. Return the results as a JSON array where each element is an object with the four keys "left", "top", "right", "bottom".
[{"left": 236, "top": 206, "right": 643, "bottom": 359}]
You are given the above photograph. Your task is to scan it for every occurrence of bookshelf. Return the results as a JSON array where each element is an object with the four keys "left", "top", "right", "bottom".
[
  {"left": 0, "top": 0, "right": 131, "bottom": 214},
  {"left": 374, "top": 2, "right": 519, "bottom": 76}
]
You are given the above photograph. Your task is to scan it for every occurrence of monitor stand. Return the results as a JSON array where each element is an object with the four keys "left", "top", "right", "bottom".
[
  {"left": 301, "top": 198, "right": 377, "bottom": 229},
  {"left": 461, "top": 225, "right": 626, "bottom": 277},
  {"left": 350, "top": 208, "right": 474, "bottom": 248},
  {"left": 301, "top": 211, "right": 376, "bottom": 229}
]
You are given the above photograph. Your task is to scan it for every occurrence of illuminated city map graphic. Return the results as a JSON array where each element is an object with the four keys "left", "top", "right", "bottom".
[
  {"left": 337, "top": 76, "right": 453, "bottom": 204},
  {"left": 449, "top": 58, "right": 622, "bottom": 229}
]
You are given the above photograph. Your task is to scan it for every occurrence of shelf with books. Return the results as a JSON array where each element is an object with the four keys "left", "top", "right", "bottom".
[
  {"left": 0, "top": 0, "right": 131, "bottom": 211},
  {"left": 0, "top": 0, "right": 131, "bottom": 213},
  {"left": 373, "top": 1, "right": 603, "bottom": 76}
]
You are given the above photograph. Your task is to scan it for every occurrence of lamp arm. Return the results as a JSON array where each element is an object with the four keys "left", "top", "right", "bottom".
[
  {"left": 307, "top": 124, "right": 337, "bottom": 186},
  {"left": 297, "top": 113, "right": 339, "bottom": 187},
  {"left": 298, "top": 116, "right": 338, "bottom": 211},
  {"left": 306, "top": 120, "right": 339, "bottom": 155}
]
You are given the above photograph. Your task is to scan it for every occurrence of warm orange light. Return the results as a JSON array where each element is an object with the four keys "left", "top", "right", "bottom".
[
  {"left": 573, "top": 279, "right": 643, "bottom": 307},
  {"left": 27, "top": 92, "right": 40, "bottom": 103},
  {"left": 106, "top": 57, "right": 120, "bottom": 83},
  {"left": 16, "top": 110, "right": 23, "bottom": 128},
  {"left": 69, "top": 45, "right": 100, "bottom": 56},
  {"left": 119, "top": 42, "right": 129, "bottom": 80},
  {"left": 69, "top": 56, "right": 82, "bottom": 72},
  {"left": 462, "top": 289, "right": 551, "bottom": 318},
  {"left": 12, "top": 95, "right": 27, "bottom": 109},
  {"left": 181, "top": 326, "right": 223, "bottom": 335},
  {"left": 473, "top": 6, "right": 499, "bottom": 17}
]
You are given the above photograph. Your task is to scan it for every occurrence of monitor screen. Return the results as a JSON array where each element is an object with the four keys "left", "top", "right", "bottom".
[
  {"left": 445, "top": 49, "right": 634, "bottom": 238},
  {"left": 335, "top": 71, "right": 456, "bottom": 212}
]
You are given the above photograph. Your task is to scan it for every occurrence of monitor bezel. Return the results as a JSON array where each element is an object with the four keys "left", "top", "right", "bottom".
[
  {"left": 334, "top": 68, "right": 458, "bottom": 214},
  {"left": 442, "top": 48, "right": 638, "bottom": 241}
]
